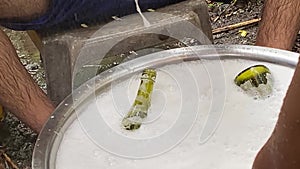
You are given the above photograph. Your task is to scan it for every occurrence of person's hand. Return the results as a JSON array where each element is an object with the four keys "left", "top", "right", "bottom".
[{"left": 252, "top": 57, "right": 300, "bottom": 169}]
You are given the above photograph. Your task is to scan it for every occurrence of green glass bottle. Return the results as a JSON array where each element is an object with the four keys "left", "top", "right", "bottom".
[
  {"left": 234, "top": 65, "right": 272, "bottom": 98},
  {"left": 122, "top": 68, "right": 156, "bottom": 130}
]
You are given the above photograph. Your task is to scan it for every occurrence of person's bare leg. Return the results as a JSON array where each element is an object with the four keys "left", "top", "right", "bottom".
[
  {"left": 0, "top": 0, "right": 50, "bottom": 21},
  {"left": 0, "top": 30, "right": 54, "bottom": 132},
  {"left": 253, "top": 58, "right": 300, "bottom": 169},
  {"left": 0, "top": 0, "right": 53, "bottom": 132},
  {"left": 253, "top": 0, "right": 300, "bottom": 168},
  {"left": 255, "top": 0, "right": 300, "bottom": 50}
]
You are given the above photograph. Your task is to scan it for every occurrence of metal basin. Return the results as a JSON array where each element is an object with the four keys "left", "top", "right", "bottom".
[{"left": 32, "top": 45, "right": 299, "bottom": 169}]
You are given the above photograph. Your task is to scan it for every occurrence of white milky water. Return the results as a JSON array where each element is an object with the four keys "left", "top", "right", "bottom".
[{"left": 56, "top": 59, "right": 294, "bottom": 169}]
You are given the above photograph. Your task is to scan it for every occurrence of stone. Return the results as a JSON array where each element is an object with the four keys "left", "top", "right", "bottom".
[{"left": 38, "top": 0, "right": 213, "bottom": 105}]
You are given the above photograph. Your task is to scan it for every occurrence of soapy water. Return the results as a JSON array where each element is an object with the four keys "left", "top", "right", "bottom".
[{"left": 56, "top": 59, "right": 293, "bottom": 169}]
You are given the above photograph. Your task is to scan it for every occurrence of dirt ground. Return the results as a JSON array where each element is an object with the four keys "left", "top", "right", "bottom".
[
  {"left": 210, "top": 0, "right": 263, "bottom": 45},
  {"left": 0, "top": 0, "right": 299, "bottom": 168}
]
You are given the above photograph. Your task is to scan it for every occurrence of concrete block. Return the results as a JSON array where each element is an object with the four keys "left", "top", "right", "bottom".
[{"left": 40, "top": 0, "right": 212, "bottom": 105}]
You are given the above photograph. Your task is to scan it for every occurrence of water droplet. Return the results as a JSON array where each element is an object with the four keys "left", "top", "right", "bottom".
[
  {"left": 225, "top": 146, "right": 231, "bottom": 151},
  {"left": 93, "top": 150, "right": 102, "bottom": 159},
  {"left": 106, "top": 156, "right": 116, "bottom": 166},
  {"left": 54, "top": 131, "right": 59, "bottom": 135},
  {"left": 129, "top": 51, "right": 138, "bottom": 55},
  {"left": 282, "top": 124, "right": 287, "bottom": 128},
  {"left": 168, "top": 85, "right": 176, "bottom": 92},
  {"left": 249, "top": 146, "right": 257, "bottom": 152}
]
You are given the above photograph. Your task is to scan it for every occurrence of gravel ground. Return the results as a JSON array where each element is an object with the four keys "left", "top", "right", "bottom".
[
  {"left": 0, "top": 0, "right": 300, "bottom": 168},
  {"left": 210, "top": 0, "right": 263, "bottom": 45}
]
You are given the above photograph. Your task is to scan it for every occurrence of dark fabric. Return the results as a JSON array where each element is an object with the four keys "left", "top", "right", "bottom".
[{"left": 1, "top": 0, "right": 185, "bottom": 30}]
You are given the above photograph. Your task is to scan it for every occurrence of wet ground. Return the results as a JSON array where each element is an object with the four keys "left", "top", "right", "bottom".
[{"left": 0, "top": 0, "right": 300, "bottom": 168}]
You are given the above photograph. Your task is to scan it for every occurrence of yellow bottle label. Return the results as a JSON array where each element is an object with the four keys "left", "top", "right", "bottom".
[{"left": 122, "top": 68, "right": 156, "bottom": 130}]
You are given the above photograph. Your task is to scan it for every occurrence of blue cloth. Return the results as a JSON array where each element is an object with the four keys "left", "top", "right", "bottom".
[{"left": 1, "top": 0, "right": 184, "bottom": 30}]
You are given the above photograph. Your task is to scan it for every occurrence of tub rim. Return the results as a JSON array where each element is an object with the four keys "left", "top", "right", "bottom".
[{"left": 32, "top": 44, "right": 299, "bottom": 169}]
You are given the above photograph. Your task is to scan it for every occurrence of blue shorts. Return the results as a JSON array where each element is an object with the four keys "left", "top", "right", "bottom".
[{"left": 1, "top": 0, "right": 184, "bottom": 30}]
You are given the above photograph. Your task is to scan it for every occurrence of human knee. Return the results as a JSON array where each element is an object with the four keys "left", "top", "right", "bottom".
[{"left": 0, "top": 0, "right": 50, "bottom": 21}]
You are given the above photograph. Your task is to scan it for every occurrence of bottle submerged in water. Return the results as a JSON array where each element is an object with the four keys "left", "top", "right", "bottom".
[
  {"left": 234, "top": 65, "right": 273, "bottom": 98},
  {"left": 122, "top": 68, "right": 156, "bottom": 130}
]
